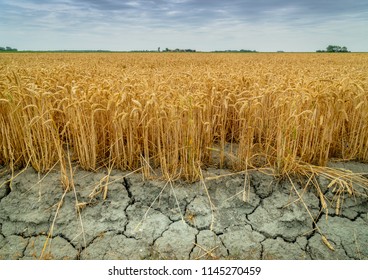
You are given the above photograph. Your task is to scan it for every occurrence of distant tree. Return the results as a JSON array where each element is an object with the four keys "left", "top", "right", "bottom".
[
  {"left": 0, "top": 46, "right": 17, "bottom": 51},
  {"left": 162, "top": 48, "right": 196, "bottom": 52},
  {"left": 240, "top": 49, "right": 257, "bottom": 52},
  {"left": 326, "top": 45, "right": 348, "bottom": 52}
]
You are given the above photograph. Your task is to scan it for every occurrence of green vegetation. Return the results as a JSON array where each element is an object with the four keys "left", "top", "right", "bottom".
[
  {"left": 316, "top": 45, "right": 349, "bottom": 53},
  {"left": 0, "top": 46, "right": 18, "bottom": 52}
]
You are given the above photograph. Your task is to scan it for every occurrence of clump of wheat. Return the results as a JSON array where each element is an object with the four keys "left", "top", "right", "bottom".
[{"left": 1, "top": 53, "right": 368, "bottom": 183}]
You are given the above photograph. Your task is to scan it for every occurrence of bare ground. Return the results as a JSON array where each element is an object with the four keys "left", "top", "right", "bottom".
[{"left": 0, "top": 162, "right": 367, "bottom": 260}]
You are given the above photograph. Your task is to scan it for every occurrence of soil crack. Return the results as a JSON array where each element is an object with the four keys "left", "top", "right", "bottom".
[
  {"left": 189, "top": 231, "right": 199, "bottom": 259},
  {"left": 151, "top": 221, "right": 173, "bottom": 246},
  {"left": 0, "top": 180, "right": 11, "bottom": 202},
  {"left": 122, "top": 177, "right": 134, "bottom": 203}
]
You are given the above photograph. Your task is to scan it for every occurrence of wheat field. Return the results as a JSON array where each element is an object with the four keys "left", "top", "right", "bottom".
[{"left": 1, "top": 53, "right": 368, "bottom": 185}]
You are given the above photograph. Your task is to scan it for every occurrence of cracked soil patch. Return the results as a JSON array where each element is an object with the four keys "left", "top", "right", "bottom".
[{"left": 0, "top": 163, "right": 367, "bottom": 260}]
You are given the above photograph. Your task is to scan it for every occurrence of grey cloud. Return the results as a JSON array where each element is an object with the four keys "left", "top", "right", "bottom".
[
  {"left": 1, "top": 0, "right": 367, "bottom": 51},
  {"left": 3, "top": 0, "right": 368, "bottom": 28}
]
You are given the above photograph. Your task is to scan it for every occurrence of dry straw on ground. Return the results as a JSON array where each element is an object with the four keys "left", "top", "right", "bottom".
[{"left": 1, "top": 53, "right": 368, "bottom": 186}]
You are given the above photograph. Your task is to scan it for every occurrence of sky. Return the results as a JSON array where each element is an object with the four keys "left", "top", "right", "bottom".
[{"left": 0, "top": 0, "right": 367, "bottom": 52}]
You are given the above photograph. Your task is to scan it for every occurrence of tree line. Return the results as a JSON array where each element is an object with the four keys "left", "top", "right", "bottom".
[
  {"left": 0, "top": 46, "right": 18, "bottom": 52},
  {"left": 316, "top": 45, "right": 349, "bottom": 53}
]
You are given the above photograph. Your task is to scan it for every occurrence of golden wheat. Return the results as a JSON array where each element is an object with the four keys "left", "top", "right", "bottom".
[{"left": 1, "top": 52, "right": 368, "bottom": 183}]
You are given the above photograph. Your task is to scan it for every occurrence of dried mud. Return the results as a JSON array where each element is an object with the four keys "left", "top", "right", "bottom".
[{"left": 0, "top": 163, "right": 367, "bottom": 260}]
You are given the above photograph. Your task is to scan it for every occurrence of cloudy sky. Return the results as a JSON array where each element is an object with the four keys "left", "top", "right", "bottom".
[{"left": 0, "top": 0, "right": 367, "bottom": 52}]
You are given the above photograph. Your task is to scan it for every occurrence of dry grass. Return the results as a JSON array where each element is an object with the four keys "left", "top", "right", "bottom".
[{"left": 1, "top": 52, "right": 368, "bottom": 185}]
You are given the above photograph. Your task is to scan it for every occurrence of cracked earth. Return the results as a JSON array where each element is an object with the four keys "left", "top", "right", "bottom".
[{"left": 0, "top": 162, "right": 367, "bottom": 260}]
